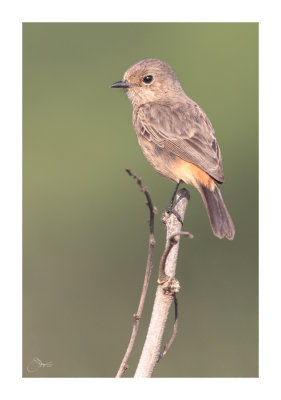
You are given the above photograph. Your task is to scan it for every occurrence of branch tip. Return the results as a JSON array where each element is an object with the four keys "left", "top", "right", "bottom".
[{"left": 169, "top": 231, "right": 194, "bottom": 244}]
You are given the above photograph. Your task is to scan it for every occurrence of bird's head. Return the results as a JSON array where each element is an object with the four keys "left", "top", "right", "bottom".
[{"left": 110, "top": 58, "right": 183, "bottom": 106}]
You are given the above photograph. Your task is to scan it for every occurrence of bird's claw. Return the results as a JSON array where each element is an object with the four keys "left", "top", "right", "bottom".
[{"left": 161, "top": 205, "right": 183, "bottom": 225}]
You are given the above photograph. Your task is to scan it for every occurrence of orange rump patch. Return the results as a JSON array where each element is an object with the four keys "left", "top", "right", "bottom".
[{"left": 173, "top": 159, "right": 216, "bottom": 190}]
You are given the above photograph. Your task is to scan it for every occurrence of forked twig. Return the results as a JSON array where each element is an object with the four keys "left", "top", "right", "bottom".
[
  {"left": 116, "top": 168, "right": 157, "bottom": 377},
  {"left": 134, "top": 189, "right": 192, "bottom": 377}
]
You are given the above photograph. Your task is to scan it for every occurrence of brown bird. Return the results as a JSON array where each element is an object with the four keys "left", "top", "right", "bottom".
[{"left": 110, "top": 58, "right": 235, "bottom": 240}]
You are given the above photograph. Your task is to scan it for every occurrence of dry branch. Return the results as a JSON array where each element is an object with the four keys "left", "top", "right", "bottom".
[{"left": 134, "top": 188, "right": 191, "bottom": 378}]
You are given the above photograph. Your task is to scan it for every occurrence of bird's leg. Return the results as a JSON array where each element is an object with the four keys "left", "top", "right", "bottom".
[
  {"left": 168, "top": 181, "right": 181, "bottom": 209},
  {"left": 161, "top": 181, "right": 183, "bottom": 225}
]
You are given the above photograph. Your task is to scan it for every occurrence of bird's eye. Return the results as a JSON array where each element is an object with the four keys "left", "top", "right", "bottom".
[{"left": 143, "top": 75, "right": 153, "bottom": 84}]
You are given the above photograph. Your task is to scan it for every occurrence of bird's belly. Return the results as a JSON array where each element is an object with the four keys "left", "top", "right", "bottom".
[{"left": 138, "top": 137, "right": 215, "bottom": 190}]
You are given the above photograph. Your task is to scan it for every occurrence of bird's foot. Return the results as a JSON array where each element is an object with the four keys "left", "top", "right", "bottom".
[{"left": 161, "top": 204, "right": 183, "bottom": 225}]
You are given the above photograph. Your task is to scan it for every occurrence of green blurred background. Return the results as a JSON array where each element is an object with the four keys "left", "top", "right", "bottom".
[{"left": 23, "top": 23, "right": 258, "bottom": 377}]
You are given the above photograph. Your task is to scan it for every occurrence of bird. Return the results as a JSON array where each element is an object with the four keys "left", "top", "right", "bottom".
[{"left": 110, "top": 58, "right": 235, "bottom": 240}]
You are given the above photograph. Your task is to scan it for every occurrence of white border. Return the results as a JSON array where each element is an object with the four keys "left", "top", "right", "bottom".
[{"left": 1, "top": 0, "right": 280, "bottom": 399}]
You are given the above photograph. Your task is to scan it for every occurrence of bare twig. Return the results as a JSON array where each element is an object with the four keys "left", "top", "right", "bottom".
[
  {"left": 134, "top": 188, "right": 192, "bottom": 378},
  {"left": 158, "top": 231, "right": 194, "bottom": 284},
  {"left": 125, "top": 168, "right": 156, "bottom": 235},
  {"left": 116, "top": 168, "right": 157, "bottom": 378}
]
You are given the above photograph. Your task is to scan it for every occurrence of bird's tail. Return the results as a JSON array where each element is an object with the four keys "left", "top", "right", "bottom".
[{"left": 197, "top": 183, "right": 235, "bottom": 240}]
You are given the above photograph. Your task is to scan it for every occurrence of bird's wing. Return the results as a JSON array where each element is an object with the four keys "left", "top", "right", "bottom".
[{"left": 135, "top": 101, "right": 224, "bottom": 182}]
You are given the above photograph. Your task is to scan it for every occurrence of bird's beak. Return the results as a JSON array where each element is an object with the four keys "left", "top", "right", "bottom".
[{"left": 110, "top": 80, "right": 131, "bottom": 89}]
